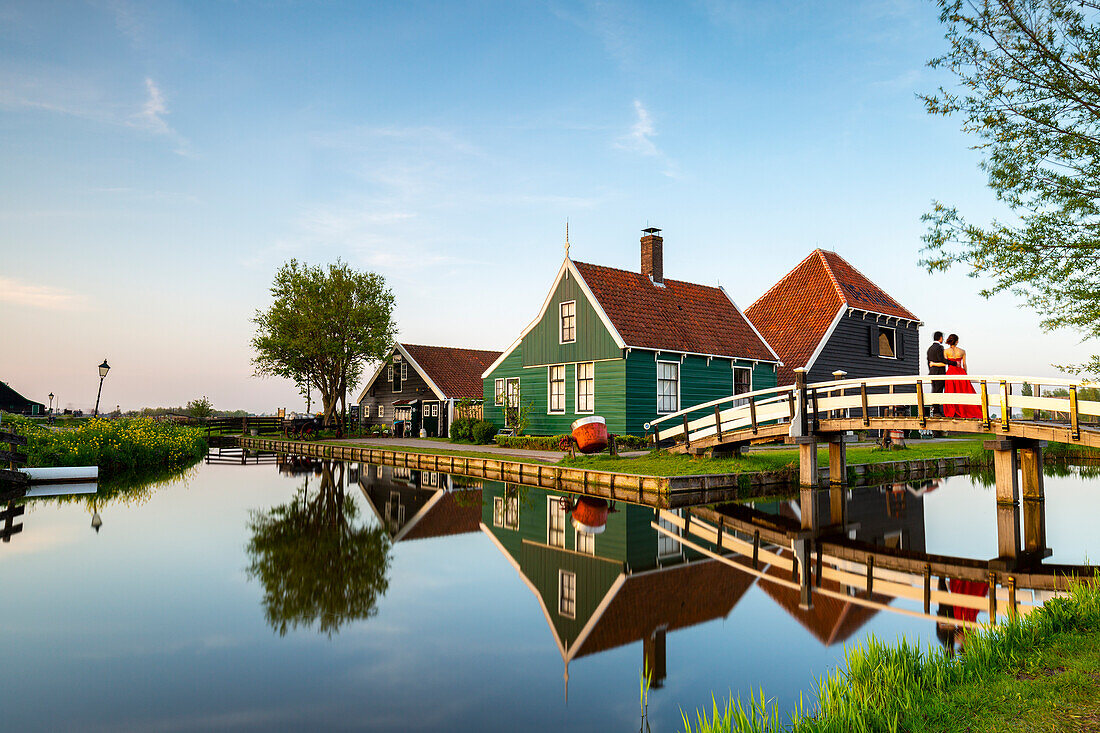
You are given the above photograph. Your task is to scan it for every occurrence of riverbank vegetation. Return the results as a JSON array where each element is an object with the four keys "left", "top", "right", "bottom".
[
  {"left": 680, "top": 577, "right": 1100, "bottom": 733},
  {"left": 2, "top": 413, "right": 207, "bottom": 477}
]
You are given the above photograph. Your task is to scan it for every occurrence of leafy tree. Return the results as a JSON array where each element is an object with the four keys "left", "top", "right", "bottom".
[
  {"left": 252, "top": 259, "right": 396, "bottom": 433},
  {"left": 186, "top": 396, "right": 214, "bottom": 419},
  {"left": 921, "top": 0, "right": 1100, "bottom": 373},
  {"left": 245, "top": 462, "right": 391, "bottom": 636}
]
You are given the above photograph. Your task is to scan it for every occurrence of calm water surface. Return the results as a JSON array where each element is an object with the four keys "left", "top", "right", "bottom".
[{"left": 1, "top": 456, "right": 1097, "bottom": 732}]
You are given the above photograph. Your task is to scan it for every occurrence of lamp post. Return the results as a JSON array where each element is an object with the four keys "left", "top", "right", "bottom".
[
  {"left": 93, "top": 359, "right": 110, "bottom": 418},
  {"left": 48, "top": 392, "right": 54, "bottom": 424}
]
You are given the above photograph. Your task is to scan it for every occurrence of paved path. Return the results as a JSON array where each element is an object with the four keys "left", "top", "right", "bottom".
[{"left": 328, "top": 437, "right": 568, "bottom": 462}]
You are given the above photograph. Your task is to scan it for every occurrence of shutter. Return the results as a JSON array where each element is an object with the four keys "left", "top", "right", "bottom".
[
  {"left": 895, "top": 328, "right": 905, "bottom": 359},
  {"left": 868, "top": 326, "right": 879, "bottom": 357}
]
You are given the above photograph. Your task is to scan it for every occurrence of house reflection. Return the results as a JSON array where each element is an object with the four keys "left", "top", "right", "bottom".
[
  {"left": 350, "top": 467, "right": 939, "bottom": 688},
  {"left": 356, "top": 464, "right": 483, "bottom": 543},
  {"left": 478, "top": 482, "right": 756, "bottom": 692},
  {"left": 746, "top": 482, "right": 931, "bottom": 646}
]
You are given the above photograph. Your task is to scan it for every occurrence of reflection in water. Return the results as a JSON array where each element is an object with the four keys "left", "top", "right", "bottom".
[{"left": 246, "top": 461, "right": 391, "bottom": 637}]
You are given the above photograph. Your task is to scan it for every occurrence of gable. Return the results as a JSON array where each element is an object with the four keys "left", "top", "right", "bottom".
[{"left": 521, "top": 264, "right": 623, "bottom": 367}]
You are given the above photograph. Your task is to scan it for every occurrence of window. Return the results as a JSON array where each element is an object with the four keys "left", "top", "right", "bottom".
[
  {"left": 576, "top": 362, "right": 594, "bottom": 413},
  {"left": 549, "top": 365, "right": 566, "bottom": 413},
  {"left": 878, "top": 327, "right": 896, "bottom": 359},
  {"left": 387, "top": 364, "right": 393, "bottom": 381},
  {"left": 401, "top": 363, "right": 408, "bottom": 380},
  {"left": 575, "top": 528, "right": 595, "bottom": 555},
  {"left": 423, "top": 471, "right": 439, "bottom": 487},
  {"left": 364, "top": 405, "right": 372, "bottom": 418},
  {"left": 494, "top": 378, "right": 505, "bottom": 406},
  {"left": 547, "top": 496, "right": 566, "bottom": 548},
  {"left": 560, "top": 301, "right": 576, "bottom": 343},
  {"left": 657, "top": 361, "right": 680, "bottom": 414},
  {"left": 431, "top": 404, "right": 438, "bottom": 417},
  {"left": 493, "top": 490, "right": 519, "bottom": 530},
  {"left": 378, "top": 405, "right": 385, "bottom": 418},
  {"left": 392, "top": 362, "right": 403, "bottom": 392},
  {"left": 558, "top": 570, "right": 576, "bottom": 618},
  {"left": 506, "top": 378, "right": 520, "bottom": 408},
  {"left": 733, "top": 366, "right": 752, "bottom": 406},
  {"left": 658, "top": 510, "right": 682, "bottom": 558}
]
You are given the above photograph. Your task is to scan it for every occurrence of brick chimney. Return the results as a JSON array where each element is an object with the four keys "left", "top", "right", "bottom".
[{"left": 641, "top": 227, "right": 663, "bottom": 284}]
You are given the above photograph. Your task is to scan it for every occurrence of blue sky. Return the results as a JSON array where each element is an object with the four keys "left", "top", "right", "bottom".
[{"left": 1, "top": 0, "right": 1092, "bottom": 412}]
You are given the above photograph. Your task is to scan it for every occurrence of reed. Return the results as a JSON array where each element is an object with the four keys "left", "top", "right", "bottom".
[{"left": 682, "top": 576, "right": 1100, "bottom": 732}]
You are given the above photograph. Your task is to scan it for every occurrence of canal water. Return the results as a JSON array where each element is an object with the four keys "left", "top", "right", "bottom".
[{"left": 1, "top": 456, "right": 1096, "bottom": 732}]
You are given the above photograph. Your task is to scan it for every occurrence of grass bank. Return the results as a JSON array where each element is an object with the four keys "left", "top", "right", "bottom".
[
  {"left": 680, "top": 578, "right": 1100, "bottom": 733},
  {"left": 323, "top": 440, "right": 558, "bottom": 465},
  {"left": 561, "top": 439, "right": 987, "bottom": 477},
  {"left": 3, "top": 413, "right": 207, "bottom": 477}
]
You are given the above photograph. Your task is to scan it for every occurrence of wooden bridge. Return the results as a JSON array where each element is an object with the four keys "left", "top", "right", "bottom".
[{"left": 646, "top": 370, "right": 1099, "bottom": 484}]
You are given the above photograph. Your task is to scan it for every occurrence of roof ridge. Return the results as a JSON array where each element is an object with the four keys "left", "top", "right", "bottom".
[
  {"left": 817, "top": 250, "right": 907, "bottom": 312},
  {"left": 400, "top": 342, "right": 501, "bottom": 355},
  {"left": 815, "top": 249, "right": 848, "bottom": 304},
  {"left": 572, "top": 259, "right": 724, "bottom": 293},
  {"left": 747, "top": 250, "right": 833, "bottom": 312}
]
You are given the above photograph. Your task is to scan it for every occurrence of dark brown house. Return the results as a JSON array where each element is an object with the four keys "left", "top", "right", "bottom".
[
  {"left": 0, "top": 381, "right": 46, "bottom": 416},
  {"left": 356, "top": 342, "right": 501, "bottom": 438}
]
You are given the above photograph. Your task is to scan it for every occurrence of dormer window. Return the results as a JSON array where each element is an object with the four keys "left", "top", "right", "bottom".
[{"left": 559, "top": 301, "right": 576, "bottom": 343}]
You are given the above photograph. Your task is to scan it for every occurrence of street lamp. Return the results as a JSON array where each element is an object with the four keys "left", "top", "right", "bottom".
[
  {"left": 93, "top": 359, "right": 110, "bottom": 418},
  {"left": 48, "top": 392, "right": 54, "bottom": 413}
]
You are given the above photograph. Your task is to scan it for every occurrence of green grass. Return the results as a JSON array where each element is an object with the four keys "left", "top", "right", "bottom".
[
  {"left": 561, "top": 439, "right": 987, "bottom": 477},
  {"left": 322, "top": 440, "right": 559, "bottom": 465},
  {"left": 680, "top": 578, "right": 1100, "bottom": 733}
]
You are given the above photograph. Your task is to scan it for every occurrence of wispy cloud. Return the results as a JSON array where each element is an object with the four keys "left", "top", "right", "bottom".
[
  {"left": 134, "top": 77, "right": 170, "bottom": 134},
  {"left": 617, "top": 99, "right": 659, "bottom": 157},
  {"left": 0, "top": 277, "right": 84, "bottom": 311},
  {"left": 0, "top": 70, "right": 188, "bottom": 153},
  {"left": 615, "top": 100, "right": 678, "bottom": 178}
]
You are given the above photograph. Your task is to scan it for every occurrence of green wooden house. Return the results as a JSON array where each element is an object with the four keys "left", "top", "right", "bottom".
[{"left": 481, "top": 228, "right": 781, "bottom": 436}]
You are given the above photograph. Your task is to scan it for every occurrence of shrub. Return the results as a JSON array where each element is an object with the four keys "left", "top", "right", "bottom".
[
  {"left": 495, "top": 434, "right": 571, "bottom": 450},
  {"left": 1, "top": 412, "right": 207, "bottom": 477},
  {"left": 449, "top": 417, "right": 475, "bottom": 442},
  {"left": 472, "top": 420, "right": 497, "bottom": 445}
]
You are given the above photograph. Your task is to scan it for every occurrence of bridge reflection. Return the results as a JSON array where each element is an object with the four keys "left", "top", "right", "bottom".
[{"left": 347, "top": 463, "right": 1086, "bottom": 690}]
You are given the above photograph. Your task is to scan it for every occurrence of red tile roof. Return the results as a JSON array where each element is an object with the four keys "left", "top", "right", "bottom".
[
  {"left": 745, "top": 250, "right": 918, "bottom": 384},
  {"left": 756, "top": 548, "right": 889, "bottom": 647},
  {"left": 572, "top": 261, "right": 777, "bottom": 361},
  {"left": 402, "top": 343, "right": 502, "bottom": 400},
  {"left": 575, "top": 558, "right": 756, "bottom": 659},
  {"left": 400, "top": 489, "right": 483, "bottom": 541}
]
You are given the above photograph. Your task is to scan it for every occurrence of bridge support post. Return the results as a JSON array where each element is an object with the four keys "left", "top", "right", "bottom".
[
  {"left": 799, "top": 487, "right": 819, "bottom": 532},
  {"left": 826, "top": 433, "right": 854, "bottom": 485},
  {"left": 794, "top": 536, "right": 813, "bottom": 610},
  {"left": 829, "top": 483, "right": 847, "bottom": 528},
  {"left": 1020, "top": 442, "right": 1050, "bottom": 561},
  {"left": 794, "top": 437, "right": 818, "bottom": 487}
]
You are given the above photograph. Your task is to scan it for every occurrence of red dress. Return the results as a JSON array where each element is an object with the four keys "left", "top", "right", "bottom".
[
  {"left": 947, "top": 578, "right": 989, "bottom": 622},
  {"left": 943, "top": 364, "right": 983, "bottom": 419}
]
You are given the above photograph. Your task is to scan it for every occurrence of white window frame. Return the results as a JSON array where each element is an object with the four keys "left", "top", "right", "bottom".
[
  {"left": 548, "top": 365, "right": 566, "bottom": 414},
  {"left": 877, "top": 326, "right": 898, "bottom": 360},
  {"left": 575, "top": 362, "right": 595, "bottom": 414},
  {"left": 494, "top": 378, "right": 505, "bottom": 406},
  {"left": 658, "top": 509, "right": 683, "bottom": 558},
  {"left": 506, "top": 378, "right": 520, "bottom": 408},
  {"left": 387, "top": 364, "right": 393, "bottom": 381},
  {"left": 575, "top": 527, "right": 595, "bottom": 555},
  {"left": 401, "top": 362, "right": 408, "bottom": 380},
  {"left": 558, "top": 569, "right": 576, "bottom": 618},
  {"left": 493, "top": 496, "right": 505, "bottom": 527},
  {"left": 656, "top": 360, "right": 680, "bottom": 415},
  {"left": 547, "top": 496, "right": 566, "bottom": 548},
  {"left": 431, "top": 404, "right": 438, "bottom": 417},
  {"left": 378, "top": 405, "right": 385, "bottom": 419},
  {"left": 733, "top": 365, "right": 752, "bottom": 407},
  {"left": 559, "top": 300, "right": 576, "bottom": 344}
]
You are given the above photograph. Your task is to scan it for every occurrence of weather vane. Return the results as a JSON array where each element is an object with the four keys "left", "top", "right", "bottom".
[{"left": 565, "top": 220, "right": 570, "bottom": 258}]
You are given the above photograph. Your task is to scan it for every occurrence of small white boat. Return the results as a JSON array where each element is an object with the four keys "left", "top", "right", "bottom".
[{"left": 21, "top": 466, "right": 99, "bottom": 484}]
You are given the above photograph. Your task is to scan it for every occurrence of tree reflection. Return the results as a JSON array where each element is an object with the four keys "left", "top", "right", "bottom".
[{"left": 246, "top": 461, "right": 391, "bottom": 636}]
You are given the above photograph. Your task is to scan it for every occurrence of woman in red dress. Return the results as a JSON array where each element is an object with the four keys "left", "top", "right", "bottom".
[{"left": 942, "top": 334, "right": 983, "bottom": 419}]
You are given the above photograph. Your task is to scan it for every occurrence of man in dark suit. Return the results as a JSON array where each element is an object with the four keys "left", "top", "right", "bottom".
[{"left": 927, "top": 331, "right": 947, "bottom": 418}]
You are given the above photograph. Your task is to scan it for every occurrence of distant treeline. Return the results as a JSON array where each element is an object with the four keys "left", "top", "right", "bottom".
[{"left": 127, "top": 406, "right": 250, "bottom": 418}]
